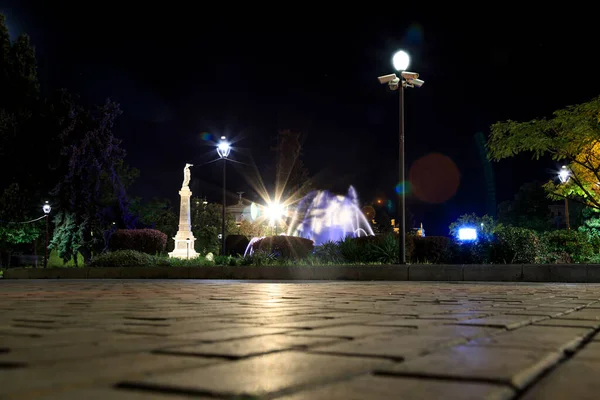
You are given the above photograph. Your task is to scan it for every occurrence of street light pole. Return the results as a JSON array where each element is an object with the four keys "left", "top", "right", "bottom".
[
  {"left": 558, "top": 166, "right": 571, "bottom": 230},
  {"left": 398, "top": 77, "right": 406, "bottom": 264},
  {"left": 42, "top": 201, "right": 51, "bottom": 268},
  {"left": 378, "top": 50, "right": 424, "bottom": 265},
  {"left": 565, "top": 198, "right": 570, "bottom": 230},
  {"left": 217, "top": 136, "right": 231, "bottom": 256},
  {"left": 222, "top": 156, "right": 227, "bottom": 255}
]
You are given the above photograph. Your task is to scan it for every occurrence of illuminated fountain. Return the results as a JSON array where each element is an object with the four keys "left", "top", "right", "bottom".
[{"left": 287, "top": 186, "right": 374, "bottom": 246}]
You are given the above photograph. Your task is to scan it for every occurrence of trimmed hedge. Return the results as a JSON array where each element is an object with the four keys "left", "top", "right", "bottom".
[
  {"left": 90, "top": 250, "right": 169, "bottom": 267},
  {"left": 411, "top": 236, "right": 452, "bottom": 263},
  {"left": 253, "top": 236, "right": 314, "bottom": 259},
  {"left": 109, "top": 229, "right": 167, "bottom": 255}
]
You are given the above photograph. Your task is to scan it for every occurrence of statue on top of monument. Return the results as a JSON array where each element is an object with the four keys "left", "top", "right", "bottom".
[{"left": 182, "top": 163, "right": 193, "bottom": 188}]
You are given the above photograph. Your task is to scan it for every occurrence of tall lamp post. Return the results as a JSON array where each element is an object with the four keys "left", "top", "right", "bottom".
[
  {"left": 558, "top": 165, "right": 571, "bottom": 230},
  {"left": 378, "top": 50, "right": 425, "bottom": 264},
  {"left": 217, "top": 136, "right": 231, "bottom": 255},
  {"left": 42, "top": 201, "right": 51, "bottom": 268}
]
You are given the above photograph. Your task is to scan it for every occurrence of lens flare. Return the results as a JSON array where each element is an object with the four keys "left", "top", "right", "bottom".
[
  {"left": 409, "top": 153, "right": 460, "bottom": 204},
  {"left": 200, "top": 132, "right": 213, "bottom": 141},
  {"left": 395, "top": 182, "right": 411, "bottom": 195}
]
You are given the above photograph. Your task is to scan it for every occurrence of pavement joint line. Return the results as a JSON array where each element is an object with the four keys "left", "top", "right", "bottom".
[
  {"left": 512, "top": 326, "right": 600, "bottom": 399},
  {"left": 373, "top": 369, "right": 515, "bottom": 388},
  {"left": 115, "top": 382, "right": 223, "bottom": 399}
]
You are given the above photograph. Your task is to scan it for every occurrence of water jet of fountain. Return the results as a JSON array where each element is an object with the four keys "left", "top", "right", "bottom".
[{"left": 286, "top": 186, "right": 374, "bottom": 246}]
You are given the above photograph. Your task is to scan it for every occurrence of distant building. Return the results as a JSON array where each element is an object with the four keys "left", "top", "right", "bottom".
[{"left": 226, "top": 192, "right": 253, "bottom": 225}]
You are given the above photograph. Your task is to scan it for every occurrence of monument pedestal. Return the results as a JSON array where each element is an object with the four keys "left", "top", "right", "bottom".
[{"left": 169, "top": 187, "right": 199, "bottom": 259}]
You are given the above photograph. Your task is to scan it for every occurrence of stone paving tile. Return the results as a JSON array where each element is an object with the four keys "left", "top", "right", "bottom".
[
  {"left": 457, "top": 315, "right": 547, "bottom": 329},
  {"left": 308, "top": 324, "right": 500, "bottom": 361},
  {"left": 4, "top": 281, "right": 600, "bottom": 398},
  {"left": 0, "top": 336, "right": 198, "bottom": 364},
  {"left": 39, "top": 387, "right": 201, "bottom": 400},
  {"left": 288, "top": 324, "right": 410, "bottom": 339},
  {"left": 274, "top": 375, "right": 515, "bottom": 400},
  {"left": 505, "top": 309, "right": 567, "bottom": 317},
  {"left": 519, "top": 360, "right": 600, "bottom": 400},
  {"left": 119, "top": 351, "right": 393, "bottom": 398},
  {"left": 379, "top": 345, "right": 563, "bottom": 389},
  {"left": 366, "top": 318, "right": 443, "bottom": 328},
  {"left": 156, "top": 334, "right": 346, "bottom": 358},
  {"left": 534, "top": 318, "right": 600, "bottom": 329},
  {"left": 265, "top": 316, "right": 389, "bottom": 329},
  {"left": 558, "top": 309, "right": 600, "bottom": 320},
  {"left": 467, "top": 325, "right": 593, "bottom": 352},
  {"left": 167, "top": 326, "right": 298, "bottom": 342},
  {"left": 0, "top": 352, "right": 220, "bottom": 398}
]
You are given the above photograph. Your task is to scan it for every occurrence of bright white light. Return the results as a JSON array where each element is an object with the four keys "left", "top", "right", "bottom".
[
  {"left": 217, "top": 139, "right": 231, "bottom": 158},
  {"left": 265, "top": 202, "right": 286, "bottom": 225},
  {"left": 42, "top": 201, "right": 51, "bottom": 214},
  {"left": 392, "top": 50, "right": 410, "bottom": 71},
  {"left": 458, "top": 227, "right": 477, "bottom": 241},
  {"left": 559, "top": 166, "right": 570, "bottom": 183},
  {"left": 250, "top": 202, "right": 258, "bottom": 221}
]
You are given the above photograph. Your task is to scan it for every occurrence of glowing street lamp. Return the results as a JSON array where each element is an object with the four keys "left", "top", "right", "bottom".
[
  {"left": 265, "top": 201, "right": 286, "bottom": 234},
  {"left": 217, "top": 136, "right": 231, "bottom": 255},
  {"left": 558, "top": 165, "right": 571, "bottom": 230},
  {"left": 377, "top": 50, "right": 425, "bottom": 264},
  {"left": 42, "top": 201, "right": 51, "bottom": 268}
]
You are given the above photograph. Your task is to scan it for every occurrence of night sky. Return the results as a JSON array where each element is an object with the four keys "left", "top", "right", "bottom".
[{"left": 3, "top": 4, "right": 598, "bottom": 235}]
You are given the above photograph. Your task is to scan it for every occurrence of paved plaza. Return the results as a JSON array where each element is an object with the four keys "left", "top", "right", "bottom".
[{"left": 2, "top": 281, "right": 600, "bottom": 399}]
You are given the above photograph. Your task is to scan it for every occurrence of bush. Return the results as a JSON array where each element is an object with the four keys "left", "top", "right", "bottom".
[
  {"left": 449, "top": 241, "right": 493, "bottom": 264},
  {"left": 225, "top": 235, "right": 249, "bottom": 256},
  {"left": 314, "top": 241, "right": 343, "bottom": 263},
  {"left": 490, "top": 226, "right": 540, "bottom": 264},
  {"left": 411, "top": 236, "right": 452, "bottom": 263},
  {"left": 540, "top": 230, "right": 594, "bottom": 263},
  {"left": 109, "top": 229, "right": 167, "bottom": 254},
  {"left": 90, "top": 250, "right": 169, "bottom": 267},
  {"left": 252, "top": 236, "right": 314, "bottom": 259}
]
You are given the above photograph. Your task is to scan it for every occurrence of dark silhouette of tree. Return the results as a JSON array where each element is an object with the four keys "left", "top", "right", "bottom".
[
  {"left": 497, "top": 181, "right": 554, "bottom": 232},
  {"left": 1, "top": 14, "right": 138, "bottom": 265},
  {"left": 50, "top": 96, "right": 136, "bottom": 263},
  {"left": 271, "top": 130, "right": 311, "bottom": 205},
  {"left": 131, "top": 197, "right": 178, "bottom": 251}
]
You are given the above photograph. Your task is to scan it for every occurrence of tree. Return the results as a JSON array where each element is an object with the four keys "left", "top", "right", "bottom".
[
  {"left": 51, "top": 96, "right": 136, "bottom": 263},
  {"left": 191, "top": 201, "right": 237, "bottom": 255},
  {"left": 497, "top": 181, "right": 554, "bottom": 231},
  {"left": 0, "top": 16, "right": 47, "bottom": 263},
  {"left": 488, "top": 96, "right": 600, "bottom": 209},
  {"left": 271, "top": 130, "right": 312, "bottom": 205},
  {"left": 0, "top": 183, "right": 42, "bottom": 266},
  {"left": 373, "top": 210, "right": 392, "bottom": 234},
  {"left": 237, "top": 218, "right": 269, "bottom": 238},
  {"left": 132, "top": 197, "right": 178, "bottom": 249}
]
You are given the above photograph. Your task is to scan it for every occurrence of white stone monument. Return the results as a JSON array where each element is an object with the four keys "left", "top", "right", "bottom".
[{"left": 169, "top": 163, "right": 199, "bottom": 259}]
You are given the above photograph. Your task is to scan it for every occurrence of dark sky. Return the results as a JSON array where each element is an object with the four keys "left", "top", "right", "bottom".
[{"left": 2, "top": 4, "right": 598, "bottom": 235}]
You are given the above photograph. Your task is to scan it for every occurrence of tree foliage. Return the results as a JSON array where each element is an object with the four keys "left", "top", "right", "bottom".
[
  {"left": 50, "top": 96, "right": 136, "bottom": 262},
  {"left": 271, "top": 129, "right": 312, "bottom": 205},
  {"left": 132, "top": 197, "right": 178, "bottom": 245},
  {"left": 449, "top": 213, "right": 497, "bottom": 242},
  {"left": 191, "top": 201, "right": 237, "bottom": 255},
  {"left": 488, "top": 96, "right": 600, "bottom": 209},
  {"left": 0, "top": 15, "right": 138, "bottom": 264},
  {"left": 497, "top": 181, "right": 554, "bottom": 231}
]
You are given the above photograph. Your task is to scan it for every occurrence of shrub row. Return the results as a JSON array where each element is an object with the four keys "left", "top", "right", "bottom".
[{"left": 109, "top": 229, "right": 167, "bottom": 254}]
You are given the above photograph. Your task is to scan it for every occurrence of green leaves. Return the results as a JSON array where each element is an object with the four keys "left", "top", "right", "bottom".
[{"left": 488, "top": 96, "right": 600, "bottom": 210}]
